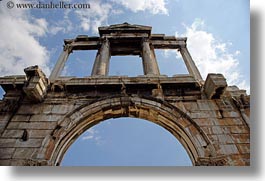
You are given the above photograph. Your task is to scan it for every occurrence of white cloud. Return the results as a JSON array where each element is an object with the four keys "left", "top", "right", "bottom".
[
  {"left": 176, "top": 19, "right": 249, "bottom": 92},
  {"left": 81, "top": 128, "right": 102, "bottom": 144},
  {"left": 113, "top": 0, "right": 168, "bottom": 15},
  {"left": 75, "top": 0, "right": 112, "bottom": 34},
  {"left": 49, "top": 9, "right": 73, "bottom": 35},
  {"left": 110, "top": 8, "right": 124, "bottom": 15},
  {"left": 161, "top": 49, "right": 184, "bottom": 61},
  {"left": 50, "top": 0, "right": 168, "bottom": 35},
  {"left": 162, "top": 49, "right": 175, "bottom": 58},
  {"left": 0, "top": 1, "right": 50, "bottom": 76},
  {"left": 82, "top": 128, "right": 96, "bottom": 140},
  {"left": 82, "top": 135, "right": 94, "bottom": 140}
]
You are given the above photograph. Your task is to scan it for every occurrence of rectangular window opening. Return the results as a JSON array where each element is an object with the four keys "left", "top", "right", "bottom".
[
  {"left": 155, "top": 49, "right": 189, "bottom": 77},
  {"left": 109, "top": 55, "right": 144, "bottom": 77},
  {"left": 60, "top": 50, "right": 98, "bottom": 77}
]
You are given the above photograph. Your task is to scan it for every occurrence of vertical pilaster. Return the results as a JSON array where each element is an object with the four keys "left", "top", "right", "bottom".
[
  {"left": 49, "top": 45, "right": 71, "bottom": 82},
  {"left": 91, "top": 38, "right": 110, "bottom": 76},
  {"left": 142, "top": 38, "right": 160, "bottom": 75},
  {"left": 180, "top": 47, "right": 203, "bottom": 82}
]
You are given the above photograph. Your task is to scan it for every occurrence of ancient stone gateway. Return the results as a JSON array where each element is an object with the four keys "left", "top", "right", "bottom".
[{"left": 0, "top": 23, "right": 250, "bottom": 166}]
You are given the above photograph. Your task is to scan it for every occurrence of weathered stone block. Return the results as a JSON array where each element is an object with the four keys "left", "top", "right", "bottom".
[
  {"left": 29, "top": 114, "right": 62, "bottom": 122},
  {"left": 0, "top": 148, "right": 15, "bottom": 159},
  {"left": 13, "top": 148, "right": 37, "bottom": 158},
  {"left": 216, "top": 134, "right": 234, "bottom": 144},
  {"left": 0, "top": 115, "right": 10, "bottom": 122},
  {"left": 15, "top": 139, "right": 43, "bottom": 148},
  {"left": 182, "top": 102, "right": 198, "bottom": 112},
  {"left": 204, "top": 74, "right": 227, "bottom": 99},
  {"left": 0, "top": 122, "right": 8, "bottom": 129},
  {"left": 28, "top": 130, "right": 53, "bottom": 138},
  {"left": 152, "top": 88, "right": 164, "bottom": 100},
  {"left": 194, "top": 118, "right": 214, "bottom": 126},
  {"left": 224, "top": 86, "right": 247, "bottom": 97},
  {"left": 0, "top": 138, "right": 16, "bottom": 147},
  {"left": 221, "top": 110, "right": 240, "bottom": 118},
  {"left": 212, "top": 126, "right": 224, "bottom": 134},
  {"left": 212, "top": 118, "right": 227, "bottom": 126},
  {"left": 11, "top": 115, "right": 31, "bottom": 122},
  {"left": 216, "top": 144, "right": 239, "bottom": 155},
  {"left": 2, "top": 130, "right": 24, "bottom": 138},
  {"left": 228, "top": 126, "right": 249, "bottom": 134},
  {"left": 51, "top": 104, "right": 74, "bottom": 114},
  {"left": 201, "top": 126, "right": 212, "bottom": 134},
  {"left": 177, "top": 117, "right": 191, "bottom": 128},
  {"left": 225, "top": 118, "right": 244, "bottom": 125},
  {"left": 226, "top": 154, "right": 250, "bottom": 166},
  {"left": 10, "top": 159, "right": 27, "bottom": 166},
  {"left": 194, "top": 134, "right": 207, "bottom": 147},
  {"left": 174, "top": 102, "right": 187, "bottom": 112},
  {"left": 236, "top": 143, "right": 250, "bottom": 154},
  {"left": 185, "top": 125, "right": 199, "bottom": 136},
  {"left": 0, "top": 160, "right": 11, "bottom": 165},
  {"left": 23, "top": 66, "right": 49, "bottom": 103},
  {"left": 188, "top": 110, "right": 222, "bottom": 119},
  {"left": 231, "top": 134, "right": 250, "bottom": 144},
  {"left": 7, "top": 122, "right": 57, "bottom": 130},
  {"left": 17, "top": 104, "right": 52, "bottom": 115},
  {"left": 215, "top": 99, "right": 234, "bottom": 110},
  {"left": 214, "top": 118, "right": 244, "bottom": 126},
  {"left": 197, "top": 100, "right": 219, "bottom": 111},
  {"left": 70, "top": 111, "right": 84, "bottom": 122},
  {"left": 208, "top": 134, "right": 218, "bottom": 142}
]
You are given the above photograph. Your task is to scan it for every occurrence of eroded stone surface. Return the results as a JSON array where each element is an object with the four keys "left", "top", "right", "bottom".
[{"left": 0, "top": 23, "right": 250, "bottom": 166}]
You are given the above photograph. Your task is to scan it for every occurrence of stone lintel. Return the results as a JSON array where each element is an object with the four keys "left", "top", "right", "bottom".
[
  {"left": 63, "top": 37, "right": 186, "bottom": 51},
  {"left": 0, "top": 76, "right": 26, "bottom": 92}
]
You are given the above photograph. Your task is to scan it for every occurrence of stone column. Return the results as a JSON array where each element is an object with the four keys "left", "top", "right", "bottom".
[
  {"left": 142, "top": 38, "right": 160, "bottom": 75},
  {"left": 180, "top": 47, "right": 203, "bottom": 82},
  {"left": 49, "top": 45, "right": 71, "bottom": 82},
  {"left": 91, "top": 38, "right": 110, "bottom": 76}
]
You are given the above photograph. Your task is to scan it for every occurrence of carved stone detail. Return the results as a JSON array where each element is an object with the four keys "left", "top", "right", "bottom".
[
  {"left": 0, "top": 23, "right": 250, "bottom": 166},
  {"left": 196, "top": 156, "right": 227, "bottom": 166},
  {"left": 23, "top": 66, "right": 49, "bottom": 103}
]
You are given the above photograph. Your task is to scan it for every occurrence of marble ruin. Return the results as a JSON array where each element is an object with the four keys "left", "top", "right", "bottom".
[{"left": 0, "top": 23, "right": 250, "bottom": 166}]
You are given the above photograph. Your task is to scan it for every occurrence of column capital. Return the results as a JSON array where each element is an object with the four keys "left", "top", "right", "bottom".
[
  {"left": 100, "top": 37, "right": 110, "bottom": 43},
  {"left": 63, "top": 44, "right": 73, "bottom": 53},
  {"left": 141, "top": 37, "right": 151, "bottom": 44}
]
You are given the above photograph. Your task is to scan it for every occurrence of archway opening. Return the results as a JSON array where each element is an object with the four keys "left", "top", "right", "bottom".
[
  {"left": 49, "top": 96, "right": 208, "bottom": 166},
  {"left": 61, "top": 117, "right": 192, "bottom": 166}
]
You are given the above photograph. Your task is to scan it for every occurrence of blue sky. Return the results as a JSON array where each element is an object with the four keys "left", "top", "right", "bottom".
[
  {"left": 62, "top": 118, "right": 192, "bottom": 166},
  {"left": 0, "top": 0, "right": 249, "bottom": 166}
]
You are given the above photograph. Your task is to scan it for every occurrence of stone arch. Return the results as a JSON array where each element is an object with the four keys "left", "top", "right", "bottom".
[{"left": 42, "top": 95, "right": 216, "bottom": 166}]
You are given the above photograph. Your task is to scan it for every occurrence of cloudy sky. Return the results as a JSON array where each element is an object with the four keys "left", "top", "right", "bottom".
[{"left": 0, "top": 0, "right": 249, "bottom": 166}]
